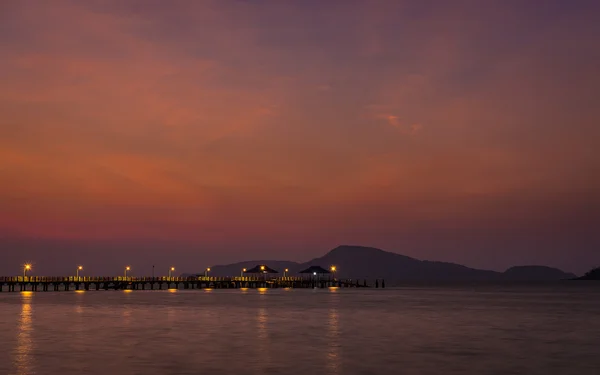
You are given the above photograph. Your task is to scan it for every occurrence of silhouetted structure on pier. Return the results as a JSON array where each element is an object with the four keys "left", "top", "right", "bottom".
[
  {"left": 243, "top": 264, "right": 279, "bottom": 274},
  {"left": 299, "top": 265, "right": 330, "bottom": 275}
]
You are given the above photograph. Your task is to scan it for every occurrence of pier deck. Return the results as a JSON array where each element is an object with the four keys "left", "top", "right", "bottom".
[{"left": 0, "top": 276, "right": 385, "bottom": 292}]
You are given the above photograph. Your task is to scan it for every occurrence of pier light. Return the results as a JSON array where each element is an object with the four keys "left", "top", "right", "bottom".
[
  {"left": 125, "top": 266, "right": 131, "bottom": 278},
  {"left": 204, "top": 267, "right": 211, "bottom": 277},
  {"left": 76, "top": 266, "right": 83, "bottom": 279},
  {"left": 330, "top": 266, "right": 336, "bottom": 272},
  {"left": 169, "top": 267, "right": 175, "bottom": 278},
  {"left": 284, "top": 268, "right": 289, "bottom": 277},
  {"left": 260, "top": 265, "right": 265, "bottom": 273},
  {"left": 313, "top": 272, "right": 317, "bottom": 276},
  {"left": 241, "top": 268, "right": 247, "bottom": 277},
  {"left": 23, "top": 264, "right": 32, "bottom": 277}
]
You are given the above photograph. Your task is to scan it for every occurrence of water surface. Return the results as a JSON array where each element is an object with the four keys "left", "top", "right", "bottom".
[{"left": 1, "top": 283, "right": 599, "bottom": 375}]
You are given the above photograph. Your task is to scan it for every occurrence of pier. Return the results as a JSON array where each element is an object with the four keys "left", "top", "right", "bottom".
[{"left": 0, "top": 276, "right": 385, "bottom": 292}]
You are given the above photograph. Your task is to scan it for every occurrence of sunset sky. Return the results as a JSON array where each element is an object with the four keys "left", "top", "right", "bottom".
[{"left": 1, "top": 0, "right": 598, "bottom": 275}]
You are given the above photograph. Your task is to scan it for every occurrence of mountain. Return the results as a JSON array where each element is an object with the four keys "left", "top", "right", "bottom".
[
  {"left": 299, "top": 245, "right": 500, "bottom": 281},
  {"left": 574, "top": 267, "right": 600, "bottom": 280},
  {"left": 191, "top": 245, "right": 575, "bottom": 282},
  {"left": 502, "top": 266, "right": 576, "bottom": 281}
]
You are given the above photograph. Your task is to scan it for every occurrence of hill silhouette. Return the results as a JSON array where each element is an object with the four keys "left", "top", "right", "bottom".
[
  {"left": 503, "top": 266, "right": 576, "bottom": 281},
  {"left": 192, "top": 245, "right": 575, "bottom": 281},
  {"left": 301, "top": 245, "right": 499, "bottom": 281},
  {"left": 574, "top": 267, "right": 600, "bottom": 280}
]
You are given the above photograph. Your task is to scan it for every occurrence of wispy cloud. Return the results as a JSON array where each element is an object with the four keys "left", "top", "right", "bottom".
[{"left": 371, "top": 113, "right": 423, "bottom": 135}]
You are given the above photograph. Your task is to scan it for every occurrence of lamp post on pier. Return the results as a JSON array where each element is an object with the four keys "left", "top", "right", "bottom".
[
  {"left": 76, "top": 265, "right": 83, "bottom": 280},
  {"left": 23, "top": 264, "right": 31, "bottom": 278},
  {"left": 284, "top": 268, "right": 289, "bottom": 277},
  {"left": 330, "top": 265, "right": 337, "bottom": 280},
  {"left": 169, "top": 267, "right": 175, "bottom": 279},
  {"left": 125, "top": 266, "right": 131, "bottom": 278},
  {"left": 205, "top": 267, "right": 210, "bottom": 278},
  {"left": 241, "top": 268, "right": 246, "bottom": 277}
]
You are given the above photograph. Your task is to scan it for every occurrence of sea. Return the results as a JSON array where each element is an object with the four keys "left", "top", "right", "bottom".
[{"left": 0, "top": 283, "right": 599, "bottom": 375}]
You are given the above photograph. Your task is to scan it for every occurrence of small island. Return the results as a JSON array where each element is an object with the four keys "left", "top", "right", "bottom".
[{"left": 574, "top": 267, "right": 600, "bottom": 280}]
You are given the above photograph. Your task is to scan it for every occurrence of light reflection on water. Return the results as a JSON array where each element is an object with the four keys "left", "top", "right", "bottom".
[
  {"left": 327, "top": 292, "right": 341, "bottom": 375},
  {"left": 15, "top": 292, "right": 34, "bottom": 375},
  {"left": 0, "top": 285, "right": 599, "bottom": 374},
  {"left": 256, "top": 307, "right": 270, "bottom": 372}
]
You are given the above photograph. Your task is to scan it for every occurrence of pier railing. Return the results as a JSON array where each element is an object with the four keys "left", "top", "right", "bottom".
[
  {"left": 0, "top": 276, "right": 305, "bottom": 283},
  {"left": 0, "top": 275, "right": 384, "bottom": 292}
]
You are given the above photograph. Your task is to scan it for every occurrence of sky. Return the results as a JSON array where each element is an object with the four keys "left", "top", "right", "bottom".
[{"left": 1, "top": 0, "right": 599, "bottom": 276}]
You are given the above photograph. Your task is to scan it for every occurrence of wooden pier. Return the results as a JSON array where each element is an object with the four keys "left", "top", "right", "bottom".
[{"left": 0, "top": 276, "right": 385, "bottom": 292}]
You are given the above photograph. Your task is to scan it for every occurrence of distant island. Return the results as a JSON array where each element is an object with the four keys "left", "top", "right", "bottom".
[
  {"left": 573, "top": 267, "right": 600, "bottom": 280},
  {"left": 190, "top": 245, "right": 577, "bottom": 282}
]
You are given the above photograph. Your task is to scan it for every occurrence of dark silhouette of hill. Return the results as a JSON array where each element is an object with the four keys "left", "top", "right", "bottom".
[
  {"left": 503, "top": 266, "right": 576, "bottom": 281},
  {"left": 189, "top": 245, "right": 575, "bottom": 281},
  {"left": 299, "top": 245, "right": 500, "bottom": 281},
  {"left": 574, "top": 267, "right": 600, "bottom": 280}
]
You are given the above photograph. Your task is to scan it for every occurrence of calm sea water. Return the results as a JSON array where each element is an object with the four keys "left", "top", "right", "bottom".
[{"left": 0, "top": 283, "right": 599, "bottom": 375}]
